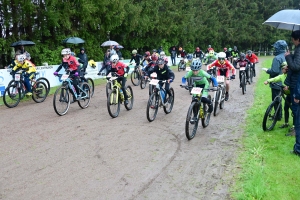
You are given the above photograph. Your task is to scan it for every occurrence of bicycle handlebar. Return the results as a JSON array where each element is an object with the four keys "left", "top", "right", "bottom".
[{"left": 180, "top": 84, "right": 217, "bottom": 91}]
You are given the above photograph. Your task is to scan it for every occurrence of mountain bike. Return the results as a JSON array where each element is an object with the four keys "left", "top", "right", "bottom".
[
  {"left": 248, "top": 63, "right": 254, "bottom": 84},
  {"left": 53, "top": 72, "right": 91, "bottom": 116},
  {"left": 239, "top": 67, "right": 247, "bottom": 94},
  {"left": 180, "top": 84, "right": 215, "bottom": 140},
  {"left": 262, "top": 83, "right": 290, "bottom": 131},
  {"left": 140, "top": 68, "right": 148, "bottom": 89},
  {"left": 106, "top": 73, "right": 134, "bottom": 118},
  {"left": 80, "top": 69, "right": 94, "bottom": 97},
  {"left": 178, "top": 58, "right": 186, "bottom": 72},
  {"left": 130, "top": 63, "right": 142, "bottom": 86},
  {"left": 3, "top": 71, "right": 48, "bottom": 108},
  {"left": 146, "top": 79, "right": 174, "bottom": 122}
]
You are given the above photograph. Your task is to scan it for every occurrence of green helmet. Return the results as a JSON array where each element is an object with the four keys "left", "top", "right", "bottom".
[
  {"left": 132, "top": 49, "right": 137, "bottom": 54},
  {"left": 228, "top": 47, "right": 232, "bottom": 51}
]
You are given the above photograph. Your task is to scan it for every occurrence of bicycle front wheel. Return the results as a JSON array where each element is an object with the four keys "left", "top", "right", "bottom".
[
  {"left": 140, "top": 76, "right": 147, "bottom": 89},
  {"left": 32, "top": 81, "right": 48, "bottom": 103},
  {"left": 3, "top": 84, "right": 21, "bottom": 108},
  {"left": 146, "top": 93, "right": 159, "bottom": 122},
  {"left": 249, "top": 68, "right": 254, "bottom": 83},
  {"left": 36, "top": 77, "right": 50, "bottom": 95},
  {"left": 107, "top": 89, "right": 120, "bottom": 118},
  {"left": 262, "top": 101, "right": 278, "bottom": 131},
  {"left": 78, "top": 82, "right": 91, "bottom": 109},
  {"left": 185, "top": 101, "right": 199, "bottom": 140},
  {"left": 86, "top": 78, "right": 94, "bottom": 97},
  {"left": 213, "top": 90, "right": 220, "bottom": 116},
  {"left": 124, "top": 85, "right": 134, "bottom": 110},
  {"left": 130, "top": 70, "right": 140, "bottom": 86},
  {"left": 241, "top": 75, "right": 246, "bottom": 95},
  {"left": 163, "top": 88, "right": 174, "bottom": 114},
  {"left": 53, "top": 86, "right": 70, "bottom": 116},
  {"left": 106, "top": 81, "right": 112, "bottom": 98},
  {"left": 201, "top": 94, "right": 211, "bottom": 128}
]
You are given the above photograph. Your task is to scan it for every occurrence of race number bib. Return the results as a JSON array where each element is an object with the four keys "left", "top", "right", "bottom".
[
  {"left": 190, "top": 87, "right": 202, "bottom": 95},
  {"left": 15, "top": 74, "right": 20, "bottom": 81},
  {"left": 149, "top": 79, "right": 159, "bottom": 85},
  {"left": 217, "top": 76, "right": 225, "bottom": 82},
  {"left": 151, "top": 72, "right": 157, "bottom": 78},
  {"left": 240, "top": 67, "right": 245, "bottom": 71},
  {"left": 61, "top": 74, "right": 69, "bottom": 81}
]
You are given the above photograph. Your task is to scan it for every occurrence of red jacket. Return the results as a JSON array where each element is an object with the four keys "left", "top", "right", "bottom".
[
  {"left": 63, "top": 56, "right": 80, "bottom": 71},
  {"left": 207, "top": 60, "right": 236, "bottom": 77},
  {"left": 246, "top": 53, "right": 259, "bottom": 63},
  {"left": 111, "top": 62, "right": 128, "bottom": 76}
]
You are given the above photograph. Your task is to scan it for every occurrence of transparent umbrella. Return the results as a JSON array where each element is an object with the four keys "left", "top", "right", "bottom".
[
  {"left": 101, "top": 40, "right": 119, "bottom": 47},
  {"left": 263, "top": 9, "right": 300, "bottom": 31}
]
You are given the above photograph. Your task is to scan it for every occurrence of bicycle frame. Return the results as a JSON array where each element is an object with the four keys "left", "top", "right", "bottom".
[
  {"left": 59, "top": 74, "right": 88, "bottom": 99},
  {"left": 149, "top": 79, "right": 167, "bottom": 107}
]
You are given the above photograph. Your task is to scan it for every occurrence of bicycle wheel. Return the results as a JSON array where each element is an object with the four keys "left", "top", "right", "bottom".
[
  {"left": 36, "top": 77, "right": 50, "bottom": 94},
  {"left": 201, "top": 94, "right": 211, "bottom": 128},
  {"left": 163, "top": 88, "right": 174, "bottom": 114},
  {"left": 3, "top": 84, "right": 21, "bottom": 108},
  {"left": 241, "top": 75, "right": 246, "bottom": 95},
  {"left": 78, "top": 82, "right": 91, "bottom": 109},
  {"left": 220, "top": 87, "right": 225, "bottom": 109},
  {"left": 140, "top": 76, "right": 147, "bottom": 89},
  {"left": 130, "top": 70, "right": 140, "bottom": 86},
  {"left": 149, "top": 84, "right": 155, "bottom": 96},
  {"left": 178, "top": 63, "right": 182, "bottom": 72},
  {"left": 249, "top": 68, "right": 254, "bottom": 83},
  {"left": 146, "top": 93, "right": 159, "bottom": 122},
  {"left": 124, "top": 85, "right": 134, "bottom": 110},
  {"left": 213, "top": 90, "right": 220, "bottom": 116},
  {"left": 53, "top": 86, "right": 70, "bottom": 116},
  {"left": 262, "top": 101, "right": 279, "bottom": 131},
  {"left": 106, "top": 81, "right": 112, "bottom": 98},
  {"left": 32, "top": 81, "right": 48, "bottom": 103},
  {"left": 185, "top": 101, "right": 199, "bottom": 140},
  {"left": 107, "top": 89, "right": 120, "bottom": 118},
  {"left": 86, "top": 78, "right": 94, "bottom": 97}
]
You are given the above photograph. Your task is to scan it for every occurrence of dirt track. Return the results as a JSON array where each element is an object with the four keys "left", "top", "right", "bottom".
[{"left": 0, "top": 59, "right": 264, "bottom": 200}]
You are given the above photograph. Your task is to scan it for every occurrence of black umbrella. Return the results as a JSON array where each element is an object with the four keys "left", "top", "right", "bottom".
[
  {"left": 62, "top": 37, "right": 85, "bottom": 44},
  {"left": 10, "top": 40, "right": 35, "bottom": 47}
]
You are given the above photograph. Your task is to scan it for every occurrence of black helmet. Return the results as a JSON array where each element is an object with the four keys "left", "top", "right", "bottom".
[
  {"left": 246, "top": 50, "right": 252, "bottom": 55},
  {"left": 80, "top": 47, "right": 85, "bottom": 51},
  {"left": 157, "top": 58, "right": 164, "bottom": 65},
  {"left": 191, "top": 59, "right": 202, "bottom": 71},
  {"left": 240, "top": 53, "right": 246, "bottom": 60}
]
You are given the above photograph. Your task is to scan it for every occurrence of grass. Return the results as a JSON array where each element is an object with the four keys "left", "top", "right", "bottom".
[{"left": 232, "top": 58, "right": 300, "bottom": 199}]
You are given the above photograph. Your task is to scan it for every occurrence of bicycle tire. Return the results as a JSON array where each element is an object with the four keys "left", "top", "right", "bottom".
[
  {"left": 149, "top": 84, "right": 154, "bottom": 96},
  {"left": 32, "top": 81, "right": 48, "bottom": 103},
  {"left": 130, "top": 70, "right": 140, "bottom": 86},
  {"left": 146, "top": 93, "right": 159, "bottom": 122},
  {"left": 77, "top": 82, "right": 91, "bottom": 109},
  {"left": 124, "top": 85, "right": 134, "bottom": 110},
  {"left": 86, "top": 78, "right": 94, "bottom": 97},
  {"left": 140, "top": 76, "right": 147, "bottom": 89},
  {"left": 53, "top": 86, "right": 70, "bottom": 116},
  {"left": 107, "top": 89, "right": 120, "bottom": 118},
  {"left": 178, "top": 63, "right": 181, "bottom": 72},
  {"left": 262, "top": 101, "right": 279, "bottom": 131},
  {"left": 220, "top": 87, "right": 225, "bottom": 109},
  {"left": 106, "top": 81, "right": 112, "bottom": 98},
  {"left": 249, "top": 68, "right": 254, "bottom": 83},
  {"left": 163, "top": 88, "right": 174, "bottom": 114},
  {"left": 3, "top": 84, "right": 21, "bottom": 108},
  {"left": 241, "top": 75, "right": 246, "bottom": 95},
  {"left": 36, "top": 77, "right": 50, "bottom": 94},
  {"left": 213, "top": 90, "right": 220, "bottom": 116},
  {"left": 201, "top": 94, "right": 211, "bottom": 128},
  {"left": 185, "top": 101, "right": 199, "bottom": 140}
]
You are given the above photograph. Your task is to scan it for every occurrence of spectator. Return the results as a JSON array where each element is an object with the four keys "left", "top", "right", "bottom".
[
  {"left": 77, "top": 47, "right": 88, "bottom": 72},
  {"left": 110, "top": 45, "right": 116, "bottom": 55},
  {"left": 169, "top": 46, "right": 177, "bottom": 66},
  {"left": 194, "top": 47, "right": 204, "bottom": 60},
  {"left": 115, "top": 47, "right": 123, "bottom": 60}
]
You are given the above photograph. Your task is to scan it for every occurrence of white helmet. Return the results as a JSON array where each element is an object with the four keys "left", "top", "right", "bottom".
[
  {"left": 61, "top": 48, "right": 71, "bottom": 55},
  {"left": 217, "top": 52, "right": 226, "bottom": 59},
  {"left": 160, "top": 51, "right": 166, "bottom": 56},
  {"left": 110, "top": 54, "right": 119, "bottom": 63},
  {"left": 17, "top": 54, "right": 26, "bottom": 62}
]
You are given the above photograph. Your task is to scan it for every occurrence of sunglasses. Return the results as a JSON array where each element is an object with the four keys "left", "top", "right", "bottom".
[{"left": 219, "top": 58, "right": 225, "bottom": 61}]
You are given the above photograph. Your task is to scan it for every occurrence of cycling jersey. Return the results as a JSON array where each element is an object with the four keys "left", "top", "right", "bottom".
[
  {"left": 236, "top": 59, "right": 251, "bottom": 67},
  {"left": 207, "top": 60, "right": 236, "bottom": 78},
  {"left": 231, "top": 50, "right": 239, "bottom": 57},
  {"left": 12, "top": 60, "right": 36, "bottom": 74},
  {"left": 246, "top": 53, "right": 259, "bottom": 63},
  {"left": 147, "top": 64, "right": 175, "bottom": 81},
  {"left": 62, "top": 56, "right": 80, "bottom": 71},
  {"left": 110, "top": 62, "right": 129, "bottom": 76}
]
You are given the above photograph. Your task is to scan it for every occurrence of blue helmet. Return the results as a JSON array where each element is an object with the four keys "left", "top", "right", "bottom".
[
  {"left": 191, "top": 59, "right": 202, "bottom": 71},
  {"left": 186, "top": 54, "right": 193, "bottom": 60}
]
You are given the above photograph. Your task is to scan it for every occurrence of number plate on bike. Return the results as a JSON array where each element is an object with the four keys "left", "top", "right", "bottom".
[
  {"left": 186, "top": 67, "right": 191, "bottom": 71},
  {"left": 151, "top": 72, "right": 157, "bottom": 78},
  {"left": 217, "top": 76, "right": 225, "bottom": 82},
  {"left": 61, "top": 74, "right": 69, "bottom": 80},
  {"left": 191, "top": 87, "right": 202, "bottom": 94},
  {"left": 106, "top": 73, "right": 111, "bottom": 78},
  {"left": 149, "top": 79, "right": 159, "bottom": 85},
  {"left": 15, "top": 74, "right": 20, "bottom": 81},
  {"left": 240, "top": 67, "right": 245, "bottom": 71}
]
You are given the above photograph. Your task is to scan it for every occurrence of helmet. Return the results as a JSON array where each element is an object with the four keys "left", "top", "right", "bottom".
[
  {"left": 228, "top": 47, "right": 232, "bottom": 51},
  {"left": 25, "top": 52, "right": 31, "bottom": 60},
  {"left": 61, "top": 48, "right": 71, "bottom": 55},
  {"left": 80, "top": 47, "right": 85, "bottom": 51},
  {"left": 190, "top": 59, "right": 202, "bottom": 71},
  {"left": 132, "top": 49, "right": 137, "bottom": 54},
  {"left": 160, "top": 51, "right": 166, "bottom": 56},
  {"left": 144, "top": 51, "right": 151, "bottom": 57},
  {"left": 157, "top": 58, "right": 164, "bottom": 65},
  {"left": 208, "top": 45, "right": 211, "bottom": 48},
  {"left": 71, "top": 52, "right": 75, "bottom": 56},
  {"left": 224, "top": 47, "right": 227, "bottom": 51},
  {"left": 240, "top": 53, "right": 246, "bottom": 60},
  {"left": 217, "top": 52, "right": 226, "bottom": 59},
  {"left": 246, "top": 50, "right": 252, "bottom": 55},
  {"left": 151, "top": 54, "right": 158, "bottom": 61},
  {"left": 208, "top": 50, "right": 214, "bottom": 57},
  {"left": 110, "top": 54, "right": 119, "bottom": 63},
  {"left": 186, "top": 54, "right": 193, "bottom": 60},
  {"left": 17, "top": 54, "right": 26, "bottom": 62}
]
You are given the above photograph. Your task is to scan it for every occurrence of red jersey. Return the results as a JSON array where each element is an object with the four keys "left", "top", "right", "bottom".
[
  {"left": 246, "top": 53, "right": 259, "bottom": 63},
  {"left": 112, "top": 62, "right": 127, "bottom": 76},
  {"left": 207, "top": 60, "right": 236, "bottom": 77},
  {"left": 63, "top": 56, "right": 80, "bottom": 71}
]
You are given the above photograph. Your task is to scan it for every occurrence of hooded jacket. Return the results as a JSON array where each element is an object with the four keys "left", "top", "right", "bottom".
[{"left": 285, "top": 44, "right": 300, "bottom": 89}]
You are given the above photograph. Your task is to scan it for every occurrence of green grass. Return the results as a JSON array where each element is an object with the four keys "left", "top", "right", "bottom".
[{"left": 232, "top": 58, "right": 300, "bottom": 199}]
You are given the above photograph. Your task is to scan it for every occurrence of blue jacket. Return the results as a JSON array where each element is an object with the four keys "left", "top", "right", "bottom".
[
  {"left": 266, "top": 53, "right": 285, "bottom": 90},
  {"left": 285, "top": 44, "right": 300, "bottom": 89}
]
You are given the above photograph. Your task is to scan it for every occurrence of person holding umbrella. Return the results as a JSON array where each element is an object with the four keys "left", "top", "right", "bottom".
[{"left": 77, "top": 47, "right": 88, "bottom": 73}]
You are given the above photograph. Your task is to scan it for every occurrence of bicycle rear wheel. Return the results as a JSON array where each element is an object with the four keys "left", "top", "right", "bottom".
[
  {"left": 249, "top": 68, "right": 254, "bottom": 83},
  {"left": 3, "top": 84, "right": 21, "bottom": 108},
  {"left": 78, "top": 82, "right": 91, "bottom": 109},
  {"left": 185, "top": 101, "right": 199, "bottom": 140},
  {"left": 86, "top": 78, "right": 94, "bottom": 97},
  {"left": 146, "top": 93, "right": 159, "bottom": 122},
  {"left": 262, "top": 101, "right": 279, "bottom": 131},
  {"left": 53, "top": 86, "right": 70, "bottom": 116},
  {"left": 131, "top": 70, "right": 140, "bottom": 86},
  {"left": 201, "top": 94, "right": 211, "bottom": 128},
  {"left": 107, "top": 89, "right": 120, "bottom": 118},
  {"left": 163, "top": 88, "right": 174, "bottom": 114},
  {"left": 124, "top": 85, "right": 134, "bottom": 110},
  {"left": 213, "top": 90, "right": 220, "bottom": 116},
  {"left": 32, "top": 81, "right": 48, "bottom": 103},
  {"left": 36, "top": 77, "right": 50, "bottom": 95},
  {"left": 241, "top": 75, "right": 246, "bottom": 95}
]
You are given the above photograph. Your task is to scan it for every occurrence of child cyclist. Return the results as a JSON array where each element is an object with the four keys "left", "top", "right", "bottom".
[
  {"left": 207, "top": 52, "right": 236, "bottom": 101},
  {"left": 235, "top": 53, "right": 252, "bottom": 85},
  {"left": 246, "top": 50, "right": 259, "bottom": 77},
  {"left": 181, "top": 59, "right": 218, "bottom": 123},
  {"left": 106, "top": 54, "right": 130, "bottom": 105},
  {"left": 145, "top": 57, "right": 175, "bottom": 103},
  {"left": 53, "top": 48, "right": 81, "bottom": 100}
]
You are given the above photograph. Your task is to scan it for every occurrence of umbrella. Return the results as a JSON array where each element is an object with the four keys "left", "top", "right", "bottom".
[
  {"left": 10, "top": 40, "right": 35, "bottom": 47},
  {"left": 62, "top": 37, "right": 85, "bottom": 44},
  {"left": 263, "top": 9, "right": 300, "bottom": 31},
  {"left": 101, "top": 40, "right": 119, "bottom": 47},
  {"left": 115, "top": 45, "right": 124, "bottom": 49}
]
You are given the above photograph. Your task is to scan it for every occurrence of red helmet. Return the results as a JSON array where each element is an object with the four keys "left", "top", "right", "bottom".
[
  {"left": 151, "top": 54, "right": 158, "bottom": 61},
  {"left": 144, "top": 51, "right": 151, "bottom": 57},
  {"left": 224, "top": 47, "right": 227, "bottom": 51}
]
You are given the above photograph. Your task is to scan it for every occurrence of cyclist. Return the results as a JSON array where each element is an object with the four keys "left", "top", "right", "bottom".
[
  {"left": 160, "top": 51, "right": 168, "bottom": 65},
  {"left": 246, "top": 50, "right": 259, "bottom": 77},
  {"left": 145, "top": 57, "right": 175, "bottom": 103},
  {"left": 106, "top": 54, "right": 130, "bottom": 105},
  {"left": 143, "top": 54, "right": 158, "bottom": 75},
  {"left": 224, "top": 47, "right": 231, "bottom": 60},
  {"left": 264, "top": 62, "right": 291, "bottom": 128},
  {"left": 235, "top": 53, "right": 251, "bottom": 85},
  {"left": 142, "top": 51, "right": 152, "bottom": 67},
  {"left": 152, "top": 49, "right": 159, "bottom": 57},
  {"left": 11, "top": 54, "right": 37, "bottom": 96},
  {"left": 207, "top": 52, "right": 236, "bottom": 101},
  {"left": 231, "top": 46, "right": 239, "bottom": 68},
  {"left": 203, "top": 49, "right": 217, "bottom": 65},
  {"left": 182, "top": 59, "right": 218, "bottom": 122},
  {"left": 193, "top": 47, "right": 204, "bottom": 60},
  {"left": 54, "top": 48, "right": 81, "bottom": 100},
  {"left": 129, "top": 49, "right": 143, "bottom": 68}
]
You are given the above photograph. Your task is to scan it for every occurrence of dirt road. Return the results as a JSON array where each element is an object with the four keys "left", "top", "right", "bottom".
[{"left": 0, "top": 59, "right": 264, "bottom": 200}]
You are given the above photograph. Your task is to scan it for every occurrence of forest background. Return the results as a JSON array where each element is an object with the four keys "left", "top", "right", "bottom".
[{"left": 0, "top": 0, "right": 299, "bottom": 67}]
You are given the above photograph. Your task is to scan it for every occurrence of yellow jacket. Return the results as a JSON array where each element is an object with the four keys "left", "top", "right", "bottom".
[{"left": 13, "top": 60, "right": 36, "bottom": 74}]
